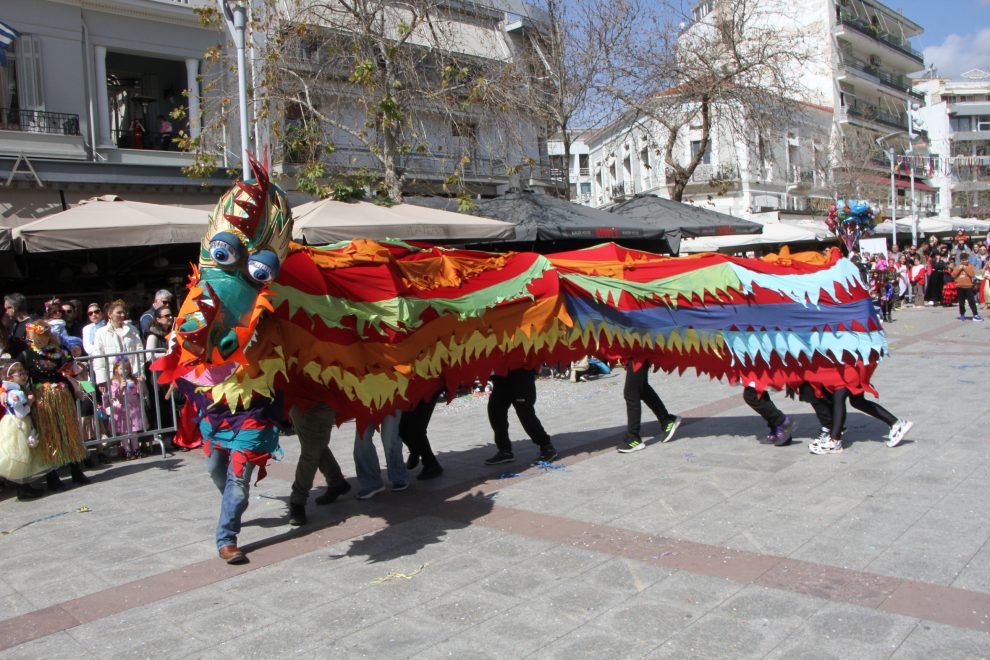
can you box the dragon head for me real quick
[177,154,292,365]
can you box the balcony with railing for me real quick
[789,166,816,186]
[840,98,908,132]
[686,163,739,184]
[0,107,87,160]
[610,180,633,200]
[1,108,80,136]
[836,9,924,64]
[837,54,920,98]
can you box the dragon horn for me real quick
[223,153,270,238]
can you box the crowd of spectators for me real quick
[0,289,179,498]
[853,230,989,322]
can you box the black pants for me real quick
[742,386,785,430]
[830,388,897,441]
[488,369,551,451]
[798,383,834,430]
[624,360,670,438]
[400,393,440,468]
[958,287,978,316]
[289,403,346,505]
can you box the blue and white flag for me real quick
[0,20,20,67]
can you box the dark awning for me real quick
[408,191,680,255]
[609,194,763,238]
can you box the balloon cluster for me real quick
[825,200,883,253]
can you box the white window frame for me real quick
[15,34,44,111]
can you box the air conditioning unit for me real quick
[869,55,882,66]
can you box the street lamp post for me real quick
[876,132,903,247]
[907,102,920,247]
[887,146,897,246]
[218,0,251,181]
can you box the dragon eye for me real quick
[208,232,242,266]
[246,250,281,284]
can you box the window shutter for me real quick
[15,34,44,111]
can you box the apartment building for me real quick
[273,0,557,197]
[551,0,931,221]
[916,75,990,219]
[547,131,592,202]
[0,0,231,226]
[1,0,555,227]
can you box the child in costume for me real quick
[108,358,145,459]
[17,322,90,488]
[0,359,49,499]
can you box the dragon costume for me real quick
[155,157,886,475]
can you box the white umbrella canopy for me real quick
[12,195,211,252]
[680,222,819,253]
[291,199,515,244]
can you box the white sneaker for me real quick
[808,427,829,448]
[886,419,913,448]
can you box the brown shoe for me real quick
[218,545,247,564]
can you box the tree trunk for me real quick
[381,125,403,203]
[562,130,573,200]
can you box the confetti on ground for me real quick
[497,471,527,479]
[1,506,91,536]
[682,452,698,463]
[370,563,430,584]
[533,461,567,472]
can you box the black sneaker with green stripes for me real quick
[617,434,646,453]
[660,415,682,443]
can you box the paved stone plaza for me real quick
[1,306,989,658]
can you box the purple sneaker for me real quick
[773,416,797,446]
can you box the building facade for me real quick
[916,75,990,219]
[0,0,231,226]
[550,0,933,223]
[1,0,555,227]
[547,131,592,202]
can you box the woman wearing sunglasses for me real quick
[82,303,106,356]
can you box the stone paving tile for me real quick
[1,308,989,655]
[890,620,990,659]
[866,526,988,586]
[0,631,96,660]
[651,612,791,658]
[951,542,990,594]
[0,593,35,621]
[762,601,919,659]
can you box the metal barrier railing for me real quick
[71,348,178,459]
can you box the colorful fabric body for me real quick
[154,157,887,436]
[178,380,281,482]
[156,239,887,428]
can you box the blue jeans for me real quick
[353,412,407,492]
[206,448,255,549]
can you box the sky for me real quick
[896,0,990,78]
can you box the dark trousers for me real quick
[830,388,897,441]
[798,383,834,430]
[400,393,440,468]
[624,360,670,438]
[958,287,978,316]
[289,402,346,505]
[742,386,785,430]
[488,369,550,451]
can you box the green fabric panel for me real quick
[269,254,555,333]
